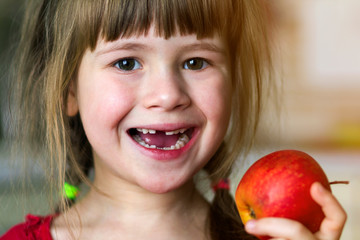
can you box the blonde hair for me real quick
[11,0,272,239]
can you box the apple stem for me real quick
[329,181,349,185]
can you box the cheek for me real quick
[196,78,232,127]
[77,74,136,139]
[190,74,232,161]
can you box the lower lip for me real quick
[130,129,199,161]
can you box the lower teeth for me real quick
[133,134,190,150]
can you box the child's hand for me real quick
[244,182,347,240]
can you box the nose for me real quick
[141,68,191,111]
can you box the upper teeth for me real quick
[133,132,190,150]
[136,128,187,135]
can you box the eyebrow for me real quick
[95,41,225,57]
[95,43,152,56]
[180,42,226,55]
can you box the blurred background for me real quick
[0,0,359,239]
[249,1,360,239]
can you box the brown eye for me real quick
[114,58,141,71]
[184,58,208,70]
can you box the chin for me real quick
[141,184,176,194]
[138,176,189,194]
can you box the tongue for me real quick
[138,131,179,148]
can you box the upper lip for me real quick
[127,123,196,132]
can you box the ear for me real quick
[66,80,79,117]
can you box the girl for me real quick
[2,0,346,239]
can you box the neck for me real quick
[63,177,210,239]
[85,178,205,218]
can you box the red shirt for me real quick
[0,215,54,240]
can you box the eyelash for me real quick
[112,57,210,72]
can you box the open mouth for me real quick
[128,127,194,150]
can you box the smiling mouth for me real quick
[128,128,194,150]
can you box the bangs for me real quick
[80,0,231,50]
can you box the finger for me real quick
[245,218,315,240]
[310,182,347,239]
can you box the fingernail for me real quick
[316,182,324,193]
[245,220,256,232]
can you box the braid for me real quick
[205,143,257,239]
[208,187,258,240]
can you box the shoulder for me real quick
[0,214,55,240]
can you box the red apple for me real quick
[235,150,331,240]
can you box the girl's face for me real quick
[69,26,232,193]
